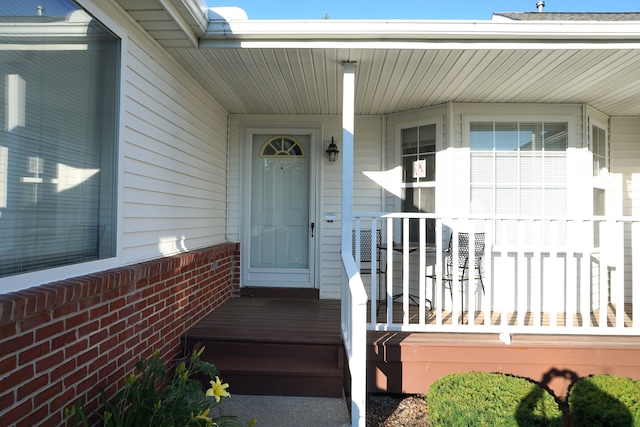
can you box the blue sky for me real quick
[206,1,639,20]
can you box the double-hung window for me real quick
[401,124,436,244]
[469,120,568,244]
[591,123,608,248]
[0,0,119,277]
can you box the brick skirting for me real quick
[0,242,240,426]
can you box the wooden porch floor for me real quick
[186,297,342,345]
[372,303,634,328]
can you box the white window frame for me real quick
[394,118,442,243]
[464,114,576,212]
[0,0,126,293]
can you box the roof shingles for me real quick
[493,12,640,21]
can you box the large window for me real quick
[401,124,436,243]
[470,120,568,243]
[0,1,119,277]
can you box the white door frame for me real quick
[240,123,321,288]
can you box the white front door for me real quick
[243,130,317,288]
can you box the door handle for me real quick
[310,222,315,237]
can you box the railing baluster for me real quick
[599,219,609,329]
[483,219,492,327]
[633,221,640,330]
[386,217,394,325]
[579,219,591,328]
[467,222,476,327]
[531,219,542,327]
[402,217,410,326]
[418,218,426,326]
[435,219,444,326]
[565,219,576,328]
[517,220,526,327]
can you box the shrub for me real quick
[568,375,640,426]
[428,372,562,427]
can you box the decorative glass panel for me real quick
[260,135,305,158]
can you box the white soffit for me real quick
[123,7,640,117]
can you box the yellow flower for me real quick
[192,408,212,422]
[206,376,231,403]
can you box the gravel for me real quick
[367,395,430,427]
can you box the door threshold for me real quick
[240,287,319,299]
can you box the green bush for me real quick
[568,375,640,426]
[427,372,562,427]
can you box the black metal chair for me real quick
[352,229,383,281]
[352,229,385,311]
[427,232,485,310]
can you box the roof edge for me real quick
[201,19,640,44]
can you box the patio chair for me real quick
[427,232,485,310]
[351,229,384,302]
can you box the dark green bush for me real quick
[427,372,562,427]
[568,375,640,426]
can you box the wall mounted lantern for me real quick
[325,137,340,162]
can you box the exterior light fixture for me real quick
[325,137,339,162]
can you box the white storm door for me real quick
[247,133,315,287]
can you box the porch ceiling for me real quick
[113,0,640,117]
[168,46,640,116]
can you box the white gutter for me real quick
[200,19,640,48]
[157,0,209,47]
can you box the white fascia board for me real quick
[159,0,209,45]
[201,19,640,48]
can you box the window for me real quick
[470,120,568,243]
[591,123,608,247]
[0,1,119,277]
[260,135,305,158]
[401,124,436,243]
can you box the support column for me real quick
[341,61,356,256]
[340,61,366,427]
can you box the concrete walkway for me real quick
[217,395,351,427]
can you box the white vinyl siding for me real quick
[100,1,230,262]
[121,36,229,262]
[610,117,640,303]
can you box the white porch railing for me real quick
[342,212,639,426]
[351,212,640,336]
[340,250,368,427]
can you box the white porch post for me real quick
[341,61,356,257]
[341,61,365,427]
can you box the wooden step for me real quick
[207,353,344,397]
[183,298,344,398]
[188,339,345,397]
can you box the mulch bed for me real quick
[367,395,430,427]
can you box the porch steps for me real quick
[183,294,345,398]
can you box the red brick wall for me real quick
[0,242,240,426]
